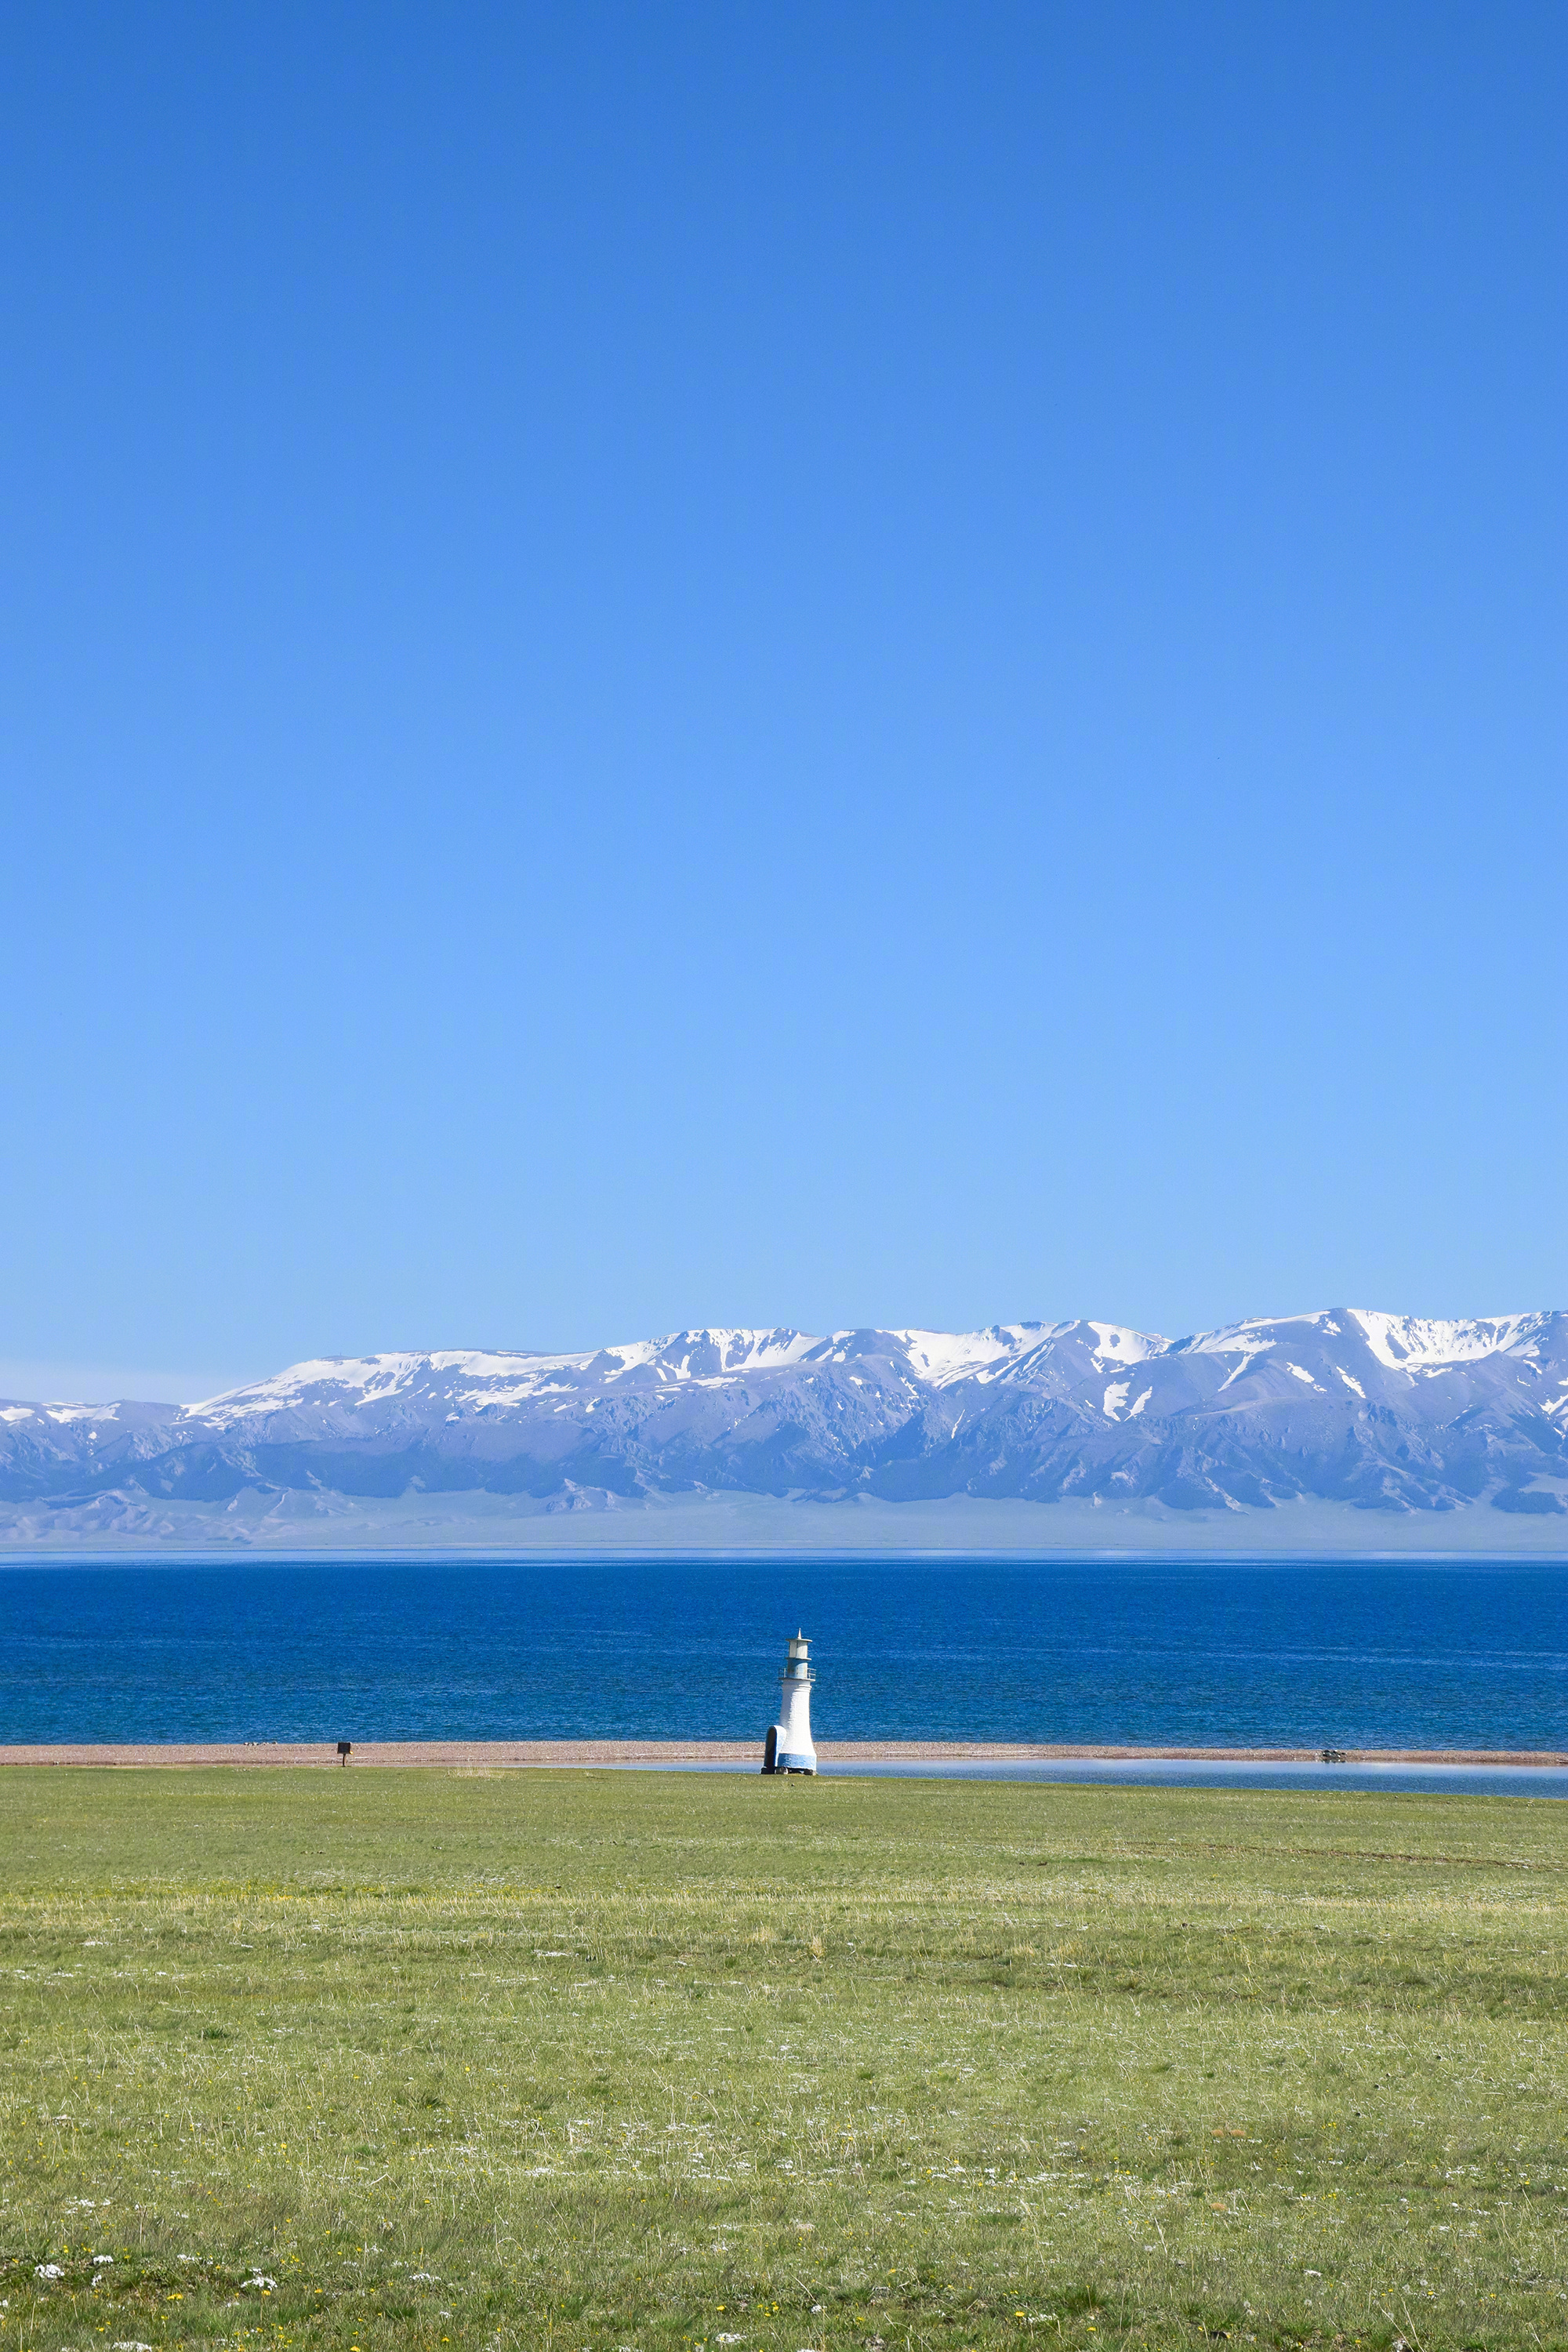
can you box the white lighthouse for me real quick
[760,1630,817,1775]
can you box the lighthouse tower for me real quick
[760,1631,817,1775]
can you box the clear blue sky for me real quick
[2,1,1564,1399]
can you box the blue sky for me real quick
[3,0,1564,1400]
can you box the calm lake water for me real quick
[0,1555,1563,1760]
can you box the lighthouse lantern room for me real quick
[760,1630,817,1774]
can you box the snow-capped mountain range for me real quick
[3,1309,1566,1521]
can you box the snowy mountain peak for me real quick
[6,1308,1563,1528]
[189,1349,546,1420]
[1083,1321,1165,1367]
[146,1310,1568,1426]
[1347,1309,1548,1370]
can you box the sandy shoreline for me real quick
[0,1740,1563,1769]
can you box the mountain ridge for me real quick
[2,1308,1566,1527]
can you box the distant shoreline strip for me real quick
[0,1740,1563,1769]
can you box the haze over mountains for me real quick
[2,1310,1566,1548]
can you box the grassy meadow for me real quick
[0,1768,1564,2352]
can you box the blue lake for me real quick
[0,1554,1563,1757]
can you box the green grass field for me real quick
[2,1769,1564,2352]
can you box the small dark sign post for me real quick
[337,1740,352,1767]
